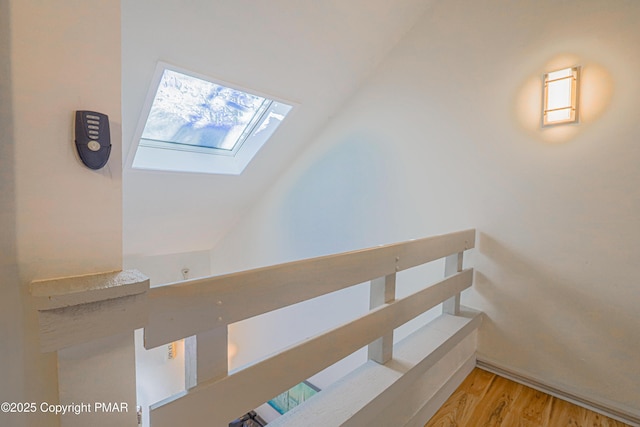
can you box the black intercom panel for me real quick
[75,110,111,170]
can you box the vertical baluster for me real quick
[368,273,396,364]
[185,327,228,389]
[31,270,148,427]
[443,252,463,315]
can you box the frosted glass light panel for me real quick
[132,65,294,175]
[542,67,579,127]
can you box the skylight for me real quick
[130,64,293,175]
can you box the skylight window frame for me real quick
[138,97,273,157]
[126,62,296,175]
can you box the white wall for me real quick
[121,0,432,258]
[124,250,211,286]
[2,1,122,426]
[0,0,24,420]
[211,0,640,416]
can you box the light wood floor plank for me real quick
[502,384,552,427]
[425,368,632,427]
[467,375,522,426]
[548,397,588,427]
[426,368,496,426]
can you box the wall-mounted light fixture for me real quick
[542,66,580,127]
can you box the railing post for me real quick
[185,326,228,389]
[368,273,396,364]
[443,252,463,315]
[30,270,149,427]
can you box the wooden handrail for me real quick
[145,229,475,349]
[149,269,473,426]
[146,229,476,426]
[29,230,477,427]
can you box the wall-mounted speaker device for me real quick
[75,110,111,170]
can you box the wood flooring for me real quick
[424,368,631,427]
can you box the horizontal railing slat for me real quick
[145,229,475,348]
[395,232,474,272]
[149,268,473,427]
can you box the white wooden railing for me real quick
[31,229,480,427]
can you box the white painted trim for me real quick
[125,61,300,176]
[185,327,228,390]
[407,355,476,427]
[30,269,149,310]
[31,270,149,353]
[266,312,481,427]
[442,251,463,315]
[148,272,474,426]
[145,229,475,348]
[344,321,479,426]
[38,293,148,353]
[368,273,396,363]
[476,358,640,427]
[26,232,479,427]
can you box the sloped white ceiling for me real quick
[122,0,433,256]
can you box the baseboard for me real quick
[476,357,640,427]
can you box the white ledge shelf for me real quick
[30,269,149,310]
[30,270,150,353]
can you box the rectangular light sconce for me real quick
[542,66,580,126]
